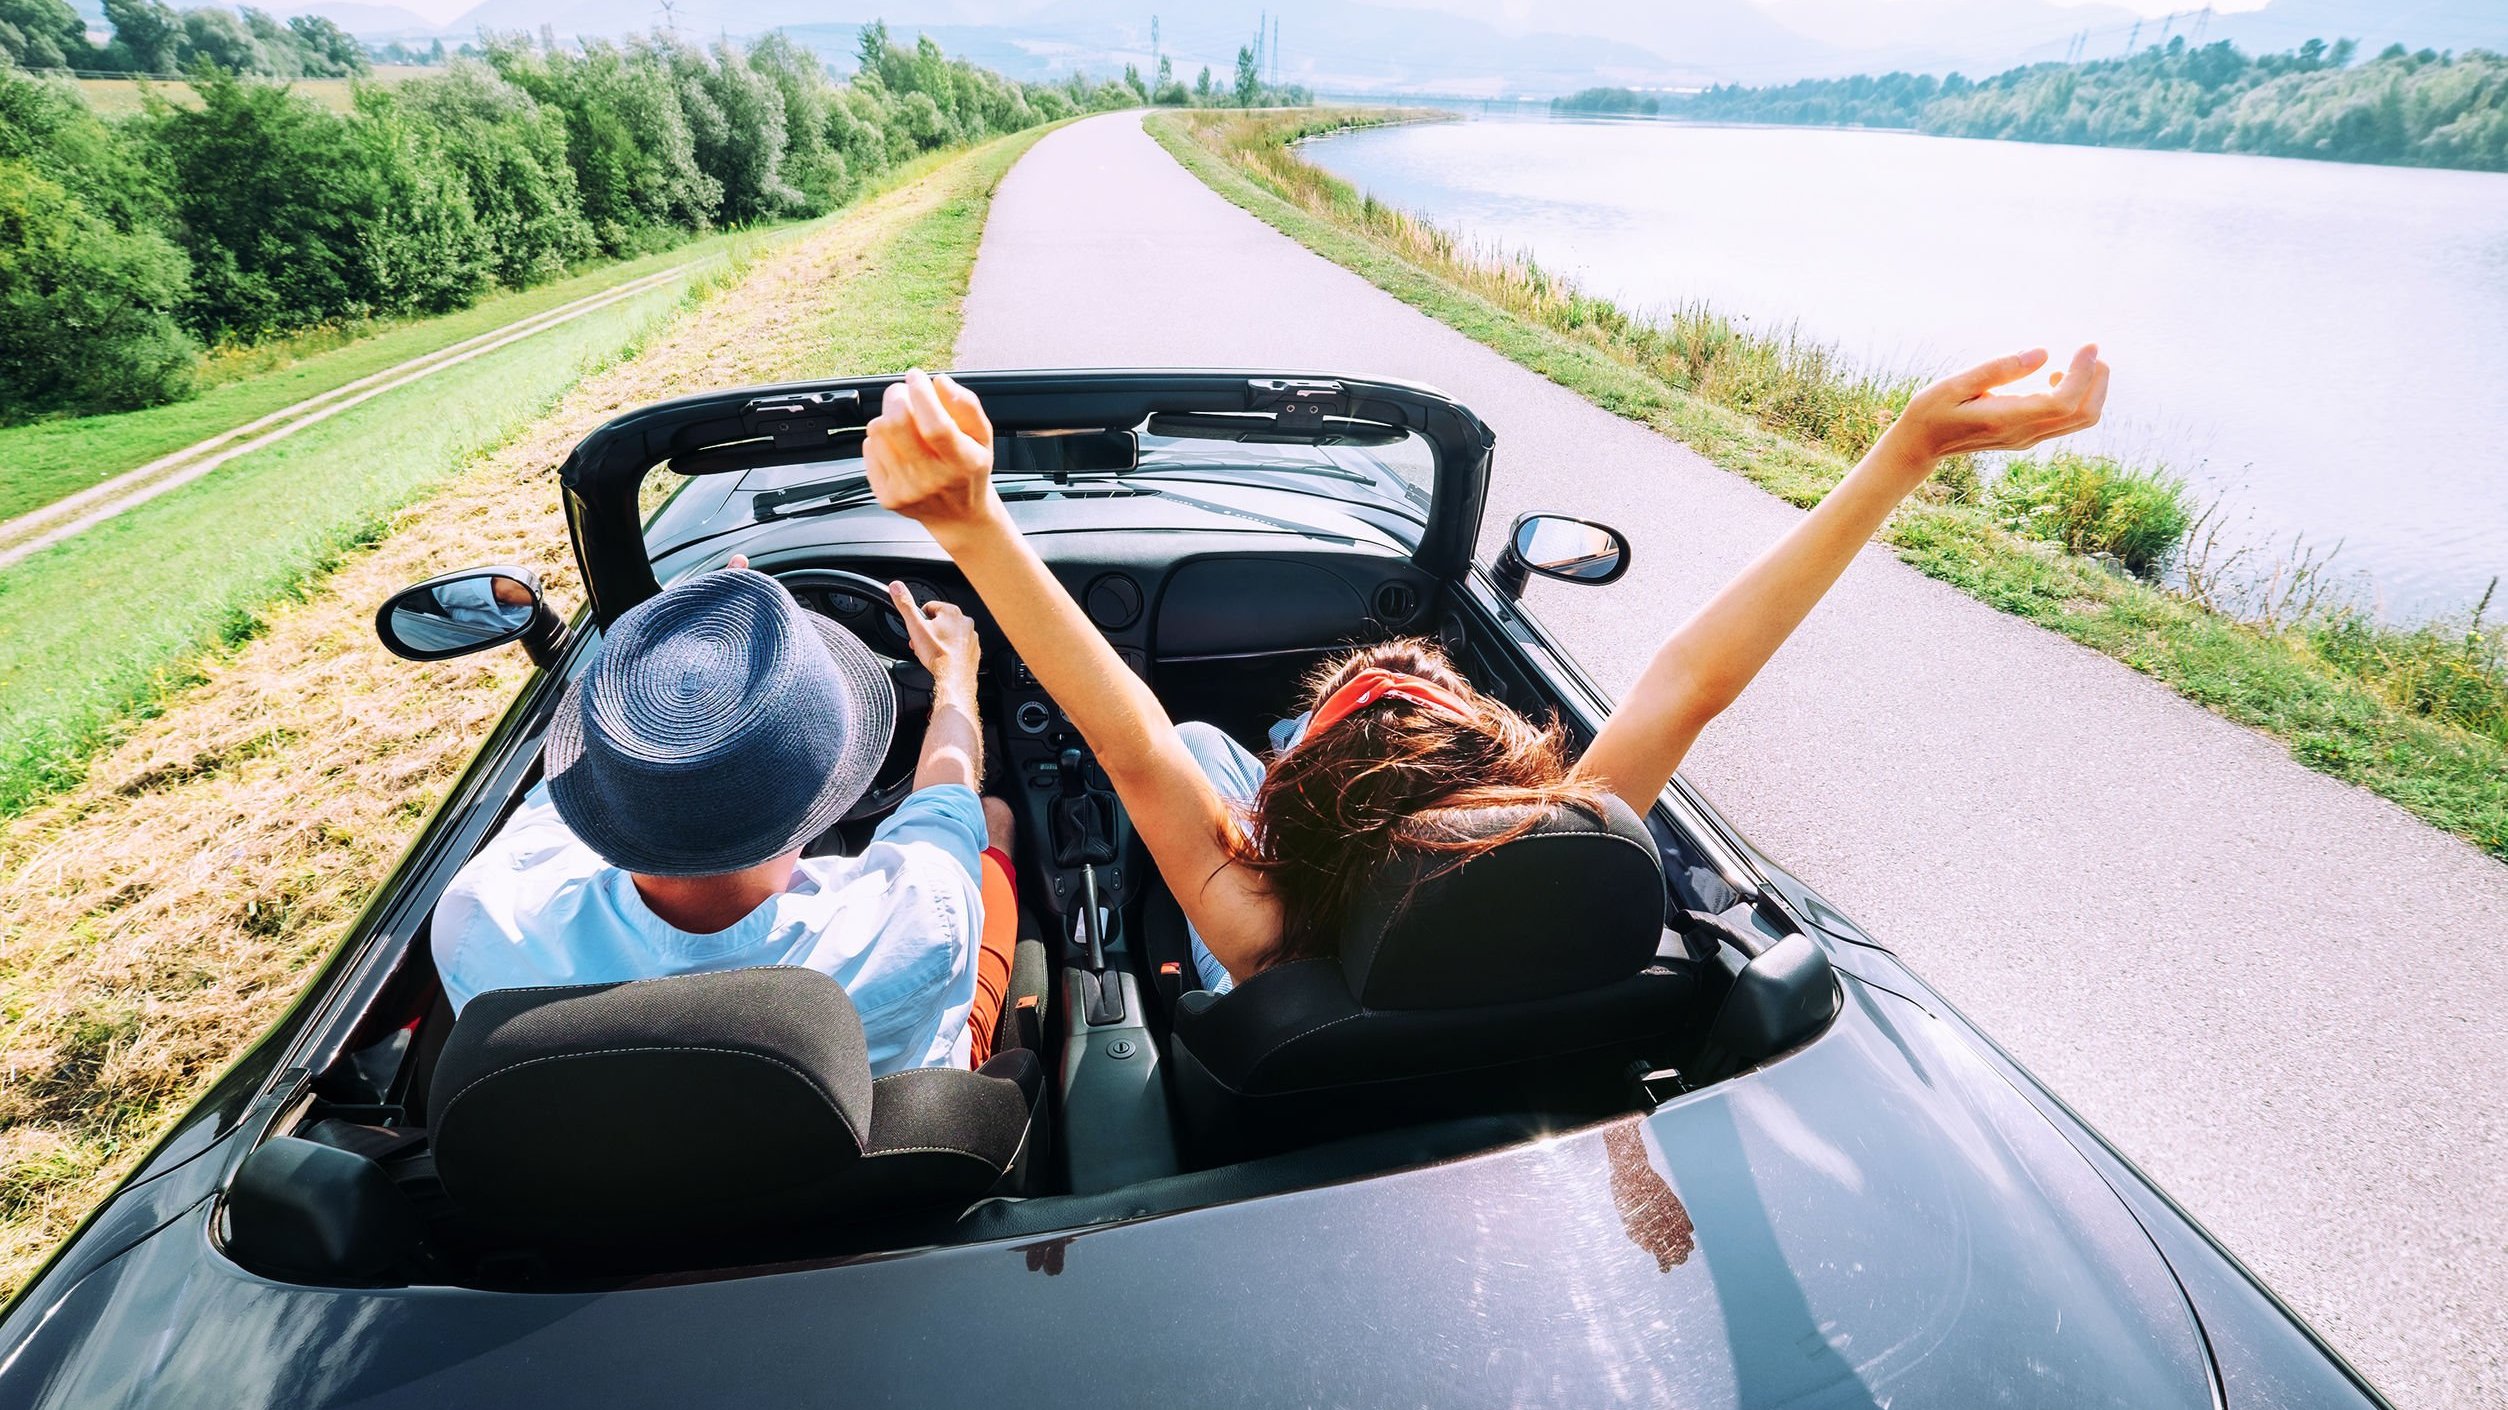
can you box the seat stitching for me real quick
[1242,1010,1367,1073]
[437,1044,863,1149]
[862,1145,1005,1164]
[464,965,826,1000]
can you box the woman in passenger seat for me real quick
[866,350,2107,991]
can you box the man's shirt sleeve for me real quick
[868,782,988,884]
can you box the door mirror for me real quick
[376,567,556,663]
[1495,513,1631,597]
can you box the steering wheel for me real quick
[772,568,935,823]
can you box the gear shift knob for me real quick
[1057,746,1087,798]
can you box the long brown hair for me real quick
[1227,639,1606,971]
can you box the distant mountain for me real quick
[179,0,2508,94]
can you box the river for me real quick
[1306,117,2508,622]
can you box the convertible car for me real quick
[0,372,2390,1407]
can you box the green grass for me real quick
[0,225,792,525]
[1149,109,2508,861]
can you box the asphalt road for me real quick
[955,113,2508,1408]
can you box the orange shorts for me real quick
[967,847,1018,1068]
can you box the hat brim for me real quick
[544,612,899,876]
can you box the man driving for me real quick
[432,563,1022,1075]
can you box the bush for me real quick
[1990,451,2194,576]
[0,158,196,416]
[144,71,381,339]
[394,62,595,288]
[2304,583,2508,745]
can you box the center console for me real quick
[998,647,1180,1193]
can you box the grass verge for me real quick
[1148,108,2507,861]
[0,125,1053,1295]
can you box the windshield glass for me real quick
[1125,424,1435,519]
[652,414,1441,546]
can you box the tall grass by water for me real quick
[1155,108,2507,857]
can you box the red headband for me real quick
[1306,667,1476,736]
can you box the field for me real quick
[1148,108,2508,861]
[0,124,1055,1295]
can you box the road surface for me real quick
[956,112,2508,1409]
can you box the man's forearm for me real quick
[914,678,982,792]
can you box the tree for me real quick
[1194,65,1211,100]
[0,0,91,70]
[396,61,593,285]
[103,0,179,74]
[287,15,368,77]
[144,69,376,336]
[179,8,261,73]
[1233,44,1258,106]
[0,159,197,416]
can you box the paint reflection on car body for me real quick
[7,975,2210,1408]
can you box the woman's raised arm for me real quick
[1580,345,2110,811]
[863,371,1284,978]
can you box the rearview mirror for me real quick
[1495,513,1631,597]
[376,566,562,666]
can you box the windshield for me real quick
[1125,424,1435,518]
[651,414,1441,549]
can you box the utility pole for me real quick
[1270,15,1280,86]
[1150,14,1160,92]
[2123,18,2140,54]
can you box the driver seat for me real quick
[1163,796,1701,1165]
[429,967,1041,1269]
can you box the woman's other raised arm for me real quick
[863,371,1284,979]
[1580,345,2110,811]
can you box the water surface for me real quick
[1309,118,2508,620]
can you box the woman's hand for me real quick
[1882,344,2110,465]
[864,368,999,535]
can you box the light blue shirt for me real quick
[433,782,989,1074]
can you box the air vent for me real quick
[1084,573,1144,630]
[1372,580,1420,626]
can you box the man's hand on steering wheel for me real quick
[885,580,979,701]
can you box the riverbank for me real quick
[0,126,1055,1297]
[1148,108,2506,861]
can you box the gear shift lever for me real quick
[1051,746,1118,867]
[1077,863,1107,972]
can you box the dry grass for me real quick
[0,135,1029,1294]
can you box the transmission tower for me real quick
[656,0,678,35]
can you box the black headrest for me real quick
[1336,795,1666,1009]
[431,967,874,1247]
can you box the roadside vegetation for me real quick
[1561,36,2508,173]
[0,120,1056,1302]
[1149,108,2507,859]
[0,22,1137,425]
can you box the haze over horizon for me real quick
[118,0,2508,94]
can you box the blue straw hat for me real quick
[544,568,896,875]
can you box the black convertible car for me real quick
[0,372,2390,1407]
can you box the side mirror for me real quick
[1494,513,1631,598]
[376,566,564,667]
